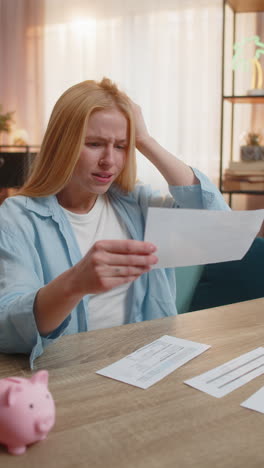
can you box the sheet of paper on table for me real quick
[144,208,264,268]
[184,347,264,398]
[96,335,210,389]
[241,386,264,414]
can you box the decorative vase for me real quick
[240,145,264,161]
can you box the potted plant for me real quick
[0,106,15,144]
[240,130,264,161]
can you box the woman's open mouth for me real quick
[92,173,113,183]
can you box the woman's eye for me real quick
[86,142,100,147]
[116,145,126,150]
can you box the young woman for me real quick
[0,78,229,367]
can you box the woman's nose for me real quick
[99,144,114,166]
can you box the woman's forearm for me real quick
[137,136,199,187]
[34,266,84,336]
[130,101,199,187]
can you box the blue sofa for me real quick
[175,237,264,314]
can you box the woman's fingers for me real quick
[129,99,150,145]
[93,239,156,255]
[95,251,158,267]
[76,239,158,295]
[91,240,158,267]
[99,264,152,277]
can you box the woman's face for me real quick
[58,107,129,212]
[76,108,128,191]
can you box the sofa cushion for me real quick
[189,237,264,311]
[175,265,204,314]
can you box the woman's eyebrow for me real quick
[85,136,128,143]
[85,135,105,140]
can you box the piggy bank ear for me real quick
[30,370,49,386]
[6,385,23,407]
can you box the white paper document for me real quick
[185,347,264,398]
[96,335,210,389]
[241,386,264,414]
[144,208,264,268]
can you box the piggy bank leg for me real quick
[7,445,26,455]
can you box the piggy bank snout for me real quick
[35,414,55,435]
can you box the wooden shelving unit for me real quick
[227,0,264,13]
[220,0,264,206]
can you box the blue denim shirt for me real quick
[0,168,229,368]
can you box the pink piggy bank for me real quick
[0,370,55,455]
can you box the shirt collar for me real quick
[25,195,60,217]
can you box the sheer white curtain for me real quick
[0,0,45,146]
[42,0,223,192]
[2,0,259,193]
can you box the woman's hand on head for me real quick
[129,100,151,148]
[73,239,158,295]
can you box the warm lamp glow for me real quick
[12,129,29,146]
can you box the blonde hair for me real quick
[19,78,136,197]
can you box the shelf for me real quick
[224,95,264,103]
[0,145,40,154]
[226,0,264,12]
[0,145,40,148]
[222,189,264,195]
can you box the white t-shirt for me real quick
[62,195,130,330]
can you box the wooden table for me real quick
[0,298,263,467]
